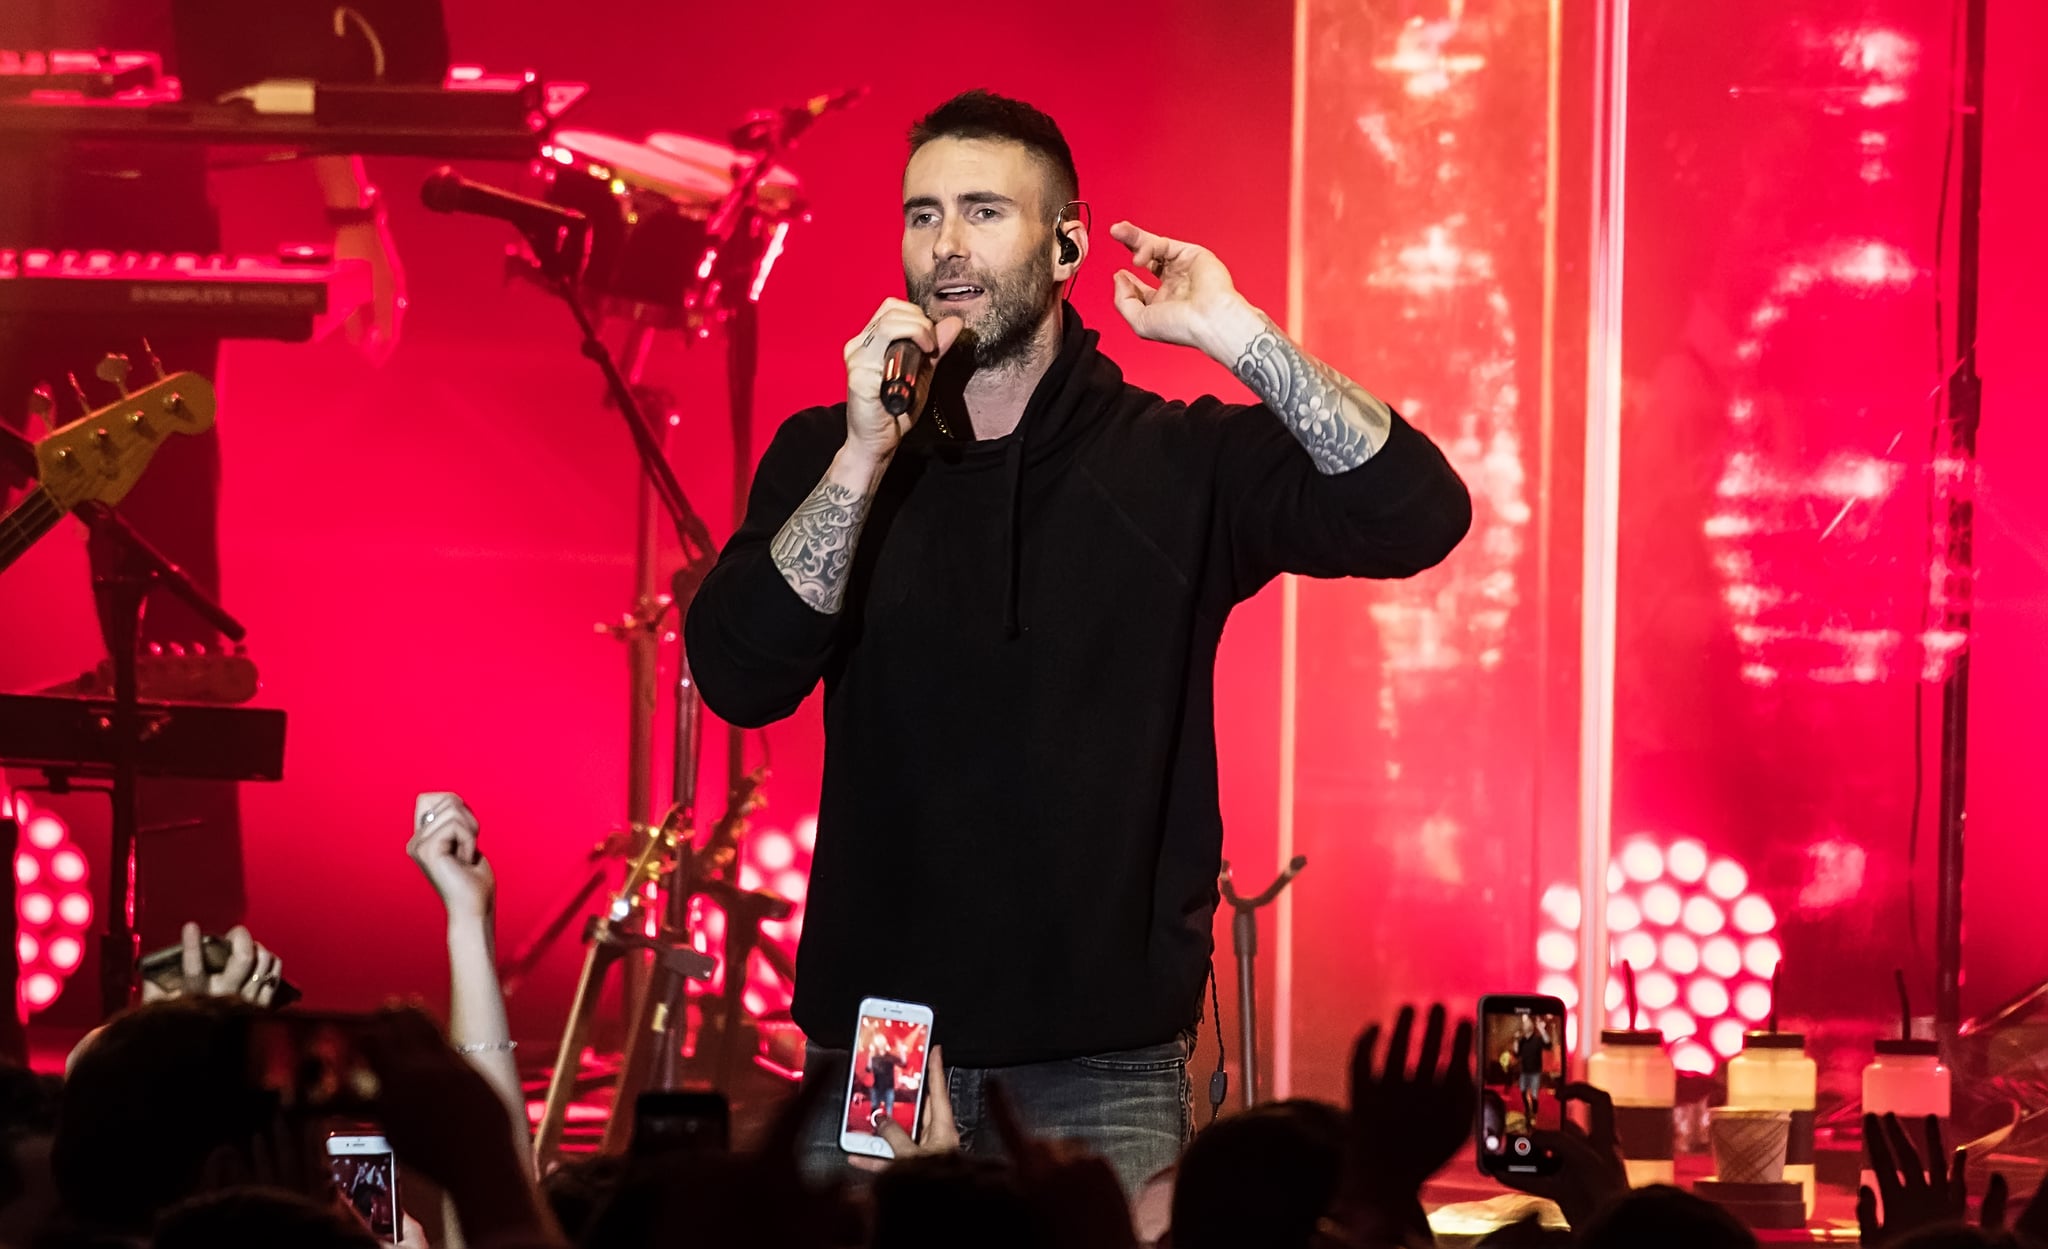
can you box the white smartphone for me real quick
[326,1132,402,1242]
[838,996,935,1160]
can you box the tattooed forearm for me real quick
[1233,318,1395,474]
[770,477,874,614]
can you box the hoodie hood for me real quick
[906,305,1124,636]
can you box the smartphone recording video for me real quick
[326,1133,401,1242]
[1477,993,1567,1178]
[838,997,933,1159]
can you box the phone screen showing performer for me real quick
[839,997,934,1159]
[1477,993,1567,1177]
[326,1133,401,1242]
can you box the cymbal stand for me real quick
[516,220,724,1166]
[1218,855,1307,1108]
[532,807,716,1166]
[595,611,709,1153]
[600,110,825,1110]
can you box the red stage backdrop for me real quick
[1282,0,2048,1105]
[2,0,2042,1104]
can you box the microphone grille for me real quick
[419,167,465,213]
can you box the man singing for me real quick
[1514,1014,1553,1120]
[684,90,1470,1189]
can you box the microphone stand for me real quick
[524,220,715,559]
[1218,855,1307,1107]
[518,219,736,1164]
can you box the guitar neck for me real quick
[0,486,65,575]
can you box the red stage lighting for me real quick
[10,796,94,1018]
[1540,835,1779,1073]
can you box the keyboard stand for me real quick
[81,504,244,1016]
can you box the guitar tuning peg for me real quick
[140,338,167,380]
[66,372,92,414]
[26,384,56,431]
[95,353,133,396]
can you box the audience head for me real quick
[1169,1099,1346,1249]
[151,1188,380,1249]
[52,998,273,1235]
[1577,1185,1757,1249]
[0,1064,60,1137]
[543,1153,636,1245]
[871,1151,1047,1249]
[1891,1229,2009,1249]
[0,1062,61,1230]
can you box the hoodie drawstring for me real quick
[1001,427,1027,638]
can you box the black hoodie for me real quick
[685,309,1471,1067]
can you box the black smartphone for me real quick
[629,1091,730,1158]
[137,935,302,1007]
[1476,993,1568,1178]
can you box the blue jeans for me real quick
[800,1033,1194,1198]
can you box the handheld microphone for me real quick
[880,339,922,417]
[420,167,586,238]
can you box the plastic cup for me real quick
[1709,1107,1792,1184]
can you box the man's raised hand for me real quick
[1108,220,1247,355]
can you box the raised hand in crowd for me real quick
[1324,1003,1475,1249]
[1859,1111,2048,1248]
[1495,1081,1631,1230]
[141,922,286,1006]
[1982,1157,2048,1248]
[408,791,526,1151]
[410,793,494,923]
[1859,1113,1972,1245]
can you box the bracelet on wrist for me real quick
[454,1039,517,1055]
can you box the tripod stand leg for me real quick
[710,929,761,1094]
[600,951,691,1153]
[534,934,625,1169]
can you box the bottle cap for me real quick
[1874,1038,1940,1057]
[1599,1029,1666,1047]
[1742,1031,1807,1050]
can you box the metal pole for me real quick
[1934,0,1987,1034]
[1577,0,1628,1058]
[1234,910,1259,1109]
[623,323,665,836]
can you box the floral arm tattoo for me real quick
[770,477,874,614]
[1233,314,1395,474]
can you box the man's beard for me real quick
[906,247,1057,372]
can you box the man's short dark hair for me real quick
[908,89,1078,214]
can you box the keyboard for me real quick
[0,51,586,160]
[0,248,369,341]
[0,691,285,783]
